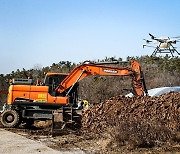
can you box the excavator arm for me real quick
[55,60,147,96]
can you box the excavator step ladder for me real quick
[51,107,82,135]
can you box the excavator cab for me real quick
[44,73,79,106]
[44,73,68,96]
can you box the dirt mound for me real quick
[82,92,180,147]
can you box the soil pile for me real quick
[82,92,180,147]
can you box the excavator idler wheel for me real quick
[0,109,20,128]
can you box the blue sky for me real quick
[0,0,180,74]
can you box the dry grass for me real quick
[109,120,176,149]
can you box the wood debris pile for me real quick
[82,92,180,143]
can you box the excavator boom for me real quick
[55,60,147,96]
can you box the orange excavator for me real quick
[0,60,147,130]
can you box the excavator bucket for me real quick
[131,60,148,96]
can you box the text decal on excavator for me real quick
[36,94,47,102]
[102,69,118,74]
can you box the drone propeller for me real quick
[175,39,180,41]
[143,45,156,48]
[143,39,153,44]
[167,39,180,44]
[148,33,165,43]
[149,33,155,39]
[171,36,180,39]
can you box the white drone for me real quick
[143,33,180,57]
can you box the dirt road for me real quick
[0,128,85,154]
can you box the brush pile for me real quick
[82,92,180,147]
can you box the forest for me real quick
[0,55,180,105]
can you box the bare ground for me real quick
[0,122,179,154]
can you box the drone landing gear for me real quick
[151,46,180,57]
